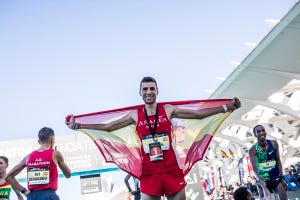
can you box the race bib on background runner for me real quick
[259,160,276,171]
[27,168,50,185]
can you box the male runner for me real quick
[67,76,241,200]
[249,124,287,200]
[6,127,71,200]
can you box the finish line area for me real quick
[13,165,300,200]
[4,133,300,200]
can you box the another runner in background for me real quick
[6,127,71,200]
[249,124,287,200]
[0,156,23,200]
[124,173,141,200]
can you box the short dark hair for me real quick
[233,186,251,200]
[139,76,157,90]
[38,127,54,142]
[0,156,8,165]
[253,124,263,136]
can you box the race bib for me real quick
[28,168,50,185]
[149,142,163,162]
[142,132,169,153]
[259,160,276,171]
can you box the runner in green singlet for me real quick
[249,125,287,200]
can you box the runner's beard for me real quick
[144,95,156,105]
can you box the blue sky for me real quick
[0,0,297,141]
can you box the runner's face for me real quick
[0,158,8,172]
[140,82,158,105]
[255,125,266,141]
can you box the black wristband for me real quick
[72,123,81,130]
[21,188,27,194]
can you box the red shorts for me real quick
[140,170,186,196]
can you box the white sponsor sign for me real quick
[0,134,116,179]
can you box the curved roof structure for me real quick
[206,1,300,170]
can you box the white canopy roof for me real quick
[205,1,300,169]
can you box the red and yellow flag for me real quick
[69,99,232,178]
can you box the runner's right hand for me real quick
[65,114,75,129]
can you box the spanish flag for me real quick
[68,99,233,178]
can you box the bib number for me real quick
[259,160,276,171]
[27,168,50,185]
[149,142,163,162]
